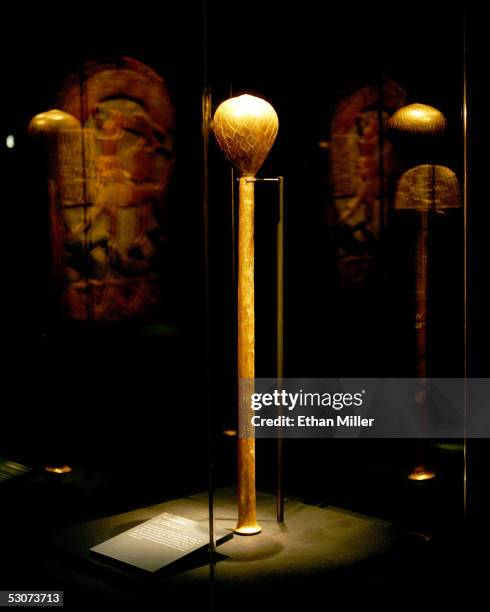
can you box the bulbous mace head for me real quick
[389,103,447,136]
[28,109,81,136]
[394,164,461,211]
[212,94,279,176]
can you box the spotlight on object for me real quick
[45,465,73,475]
[389,103,447,135]
[212,94,278,535]
[408,466,436,481]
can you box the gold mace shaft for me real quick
[389,103,451,483]
[235,176,261,535]
[211,93,279,534]
[415,211,428,381]
[409,210,435,481]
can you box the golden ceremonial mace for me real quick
[28,109,82,476]
[390,104,460,480]
[212,94,279,534]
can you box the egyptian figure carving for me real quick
[329,79,406,286]
[48,58,176,321]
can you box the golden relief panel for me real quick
[33,57,176,321]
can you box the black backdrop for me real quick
[0,0,487,581]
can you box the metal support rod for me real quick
[463,12,468,519]
[244,178,280,183]
[276,176,285,523]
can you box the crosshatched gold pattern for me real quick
[389,103,447,135]
[395,165,461,211]
[212,94,279,177]
[212,94,278,536]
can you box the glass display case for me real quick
[1,3,485,609]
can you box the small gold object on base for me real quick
[408,466,436,481]
[234,524,262,536]
[391,106,459,485]
[222,429,237,437]
[45,465,73,474]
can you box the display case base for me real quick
[45,487,413,605]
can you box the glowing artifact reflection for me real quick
[390,103,461,482]
[29,58,176,322]
[389,103,447,135]
[213,94,279,535]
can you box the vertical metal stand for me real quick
[201,80,215,591]
[276,177,285,523]
[462,13,468,522]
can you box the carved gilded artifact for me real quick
[213,94,279,535]
[30,58,175,322]
[390,105,461,481]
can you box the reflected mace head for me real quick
[212,94,279,176]
[28,109,81,136]
[389,103,447,136]
[394,164,461,211]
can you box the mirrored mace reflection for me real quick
[390,102,462,481]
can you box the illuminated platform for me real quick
[46,487,410,607]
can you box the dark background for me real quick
[0,1,486,606]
